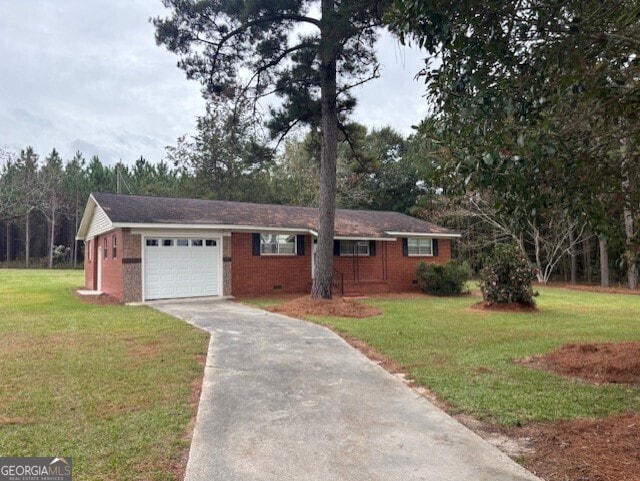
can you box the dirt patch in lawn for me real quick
[74,289,121,305]
[520,342,640,385]
[269,295,383,319]
[470,301,538,313]
[515,412,640,481]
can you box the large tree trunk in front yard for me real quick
[311,0,338,299]
[599,236,610,288]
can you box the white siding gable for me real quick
[86,204,113,239]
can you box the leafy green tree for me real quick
[154,0,389,298]
[14,147,41,267]
[166,102,276,202]
[388,0,639,287]
[271,134,320,207]
[86,155,115,193]
[40,149,65,268]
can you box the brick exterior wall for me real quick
[84,229,142,302]
[121,229,142,303]
[334,239,451,295]
[230,234,452,297]
[97,230,123,300]
[385,238,451,292]
[231,233,312,297]
[223,235,232,296]
[85,228,453,301]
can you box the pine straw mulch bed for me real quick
[268,295,383,318]
[268,295,640,481]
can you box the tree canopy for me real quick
[153,0,390,297]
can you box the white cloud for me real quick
[0,1,430,166]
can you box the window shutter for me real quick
[252,233,261,256]
[433,239,439,257]
[297,235,305,256]
[369,240,376,256]
[333,240,340,256]
[402,238,408,257]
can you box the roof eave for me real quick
[384,231,462,239]
[75,194,98,241]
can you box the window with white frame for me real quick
[339,240,370,256]
[408,238,433,256]
[260,234,296,255]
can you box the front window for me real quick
[339,240,370,256]
[112,235,117,259]
[103,238,108,260]
[408,238,433,256]
[260,234,296,255]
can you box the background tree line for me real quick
[0,104,427,268]
[1,0,636,288]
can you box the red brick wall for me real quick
[230,235,452,297]
[334,239,451,293]
[99,229,124,300]
[385,238,452,291]
[333,243,386,282]
[231,233,312,296]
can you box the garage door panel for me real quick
[144,237,219,300]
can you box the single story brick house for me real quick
[76,193,460,302]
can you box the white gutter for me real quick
[384,231,462,239]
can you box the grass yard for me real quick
[0,270,209,480]
[253,288,640,426]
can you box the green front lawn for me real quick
[0,270,209,480]
[302,288,640,426]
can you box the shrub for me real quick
[479,245,537,305]
[416,260,470,296]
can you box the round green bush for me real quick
[479,244,537,305]
[415,260,470,296]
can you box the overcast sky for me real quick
[0,0,429,166]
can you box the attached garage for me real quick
[143,237,221,300]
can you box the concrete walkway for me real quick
[150,299,540,481]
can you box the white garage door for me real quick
[144,237,220,300]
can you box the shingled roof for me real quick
[77,192,459,240]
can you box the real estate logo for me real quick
[0,457,72,481]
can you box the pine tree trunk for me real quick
[621,139,637,288]
[5,222,10,263]
[583,234,592,284]
[48,210,55,269]
[73,200,79,268]
[25,210,30,268]
[311,0,338,299]
[623,206,638,289]
[569,224,577,285]
[599,236,610,288]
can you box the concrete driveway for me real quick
[150,299,539,481]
